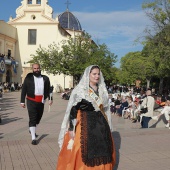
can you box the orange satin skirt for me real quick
[56,111,116,170]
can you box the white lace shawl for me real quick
[58,65,113,149]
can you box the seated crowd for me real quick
[109,92,144,123]
[109,86,170,128]
[0,53,15,60]
[0,53,5,58]
[0,82,22,93]
[60,88,73,100]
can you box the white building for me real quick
[0,0,83,92]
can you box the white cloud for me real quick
[54,10,152,66]
[73,10,150,40]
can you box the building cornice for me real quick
[9,22,58,25]
[0,34,17,43]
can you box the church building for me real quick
[0,0,83,91]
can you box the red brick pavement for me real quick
[0,92,170,170]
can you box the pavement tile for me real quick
[157,150,170,157]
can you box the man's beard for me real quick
[33,71,41,77]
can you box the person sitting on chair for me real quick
[140,90,155,128]
[157,96,170,129]
[117,97,128,117]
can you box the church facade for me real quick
[0,0,83,91]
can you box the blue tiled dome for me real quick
[58,11,82,31]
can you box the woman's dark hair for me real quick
[90,65,100,73]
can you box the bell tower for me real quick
[14,0,53,20]
[27,0,41,5]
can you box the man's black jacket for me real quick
[20,73,51,103]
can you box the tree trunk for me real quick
[164,77,170,95]
[146,79,150,89]
[159,78,163,95]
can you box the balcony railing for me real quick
[4,58,19,66]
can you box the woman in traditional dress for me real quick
[56,65,116,170]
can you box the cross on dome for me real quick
[65,0,71,11]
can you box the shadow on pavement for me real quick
[0,112,23,125]
[37,134,49,144]
[0,96,22,125]
[0,133,3,139]
[112,131,121,170]
[1,97,18,111]
[150,114,167,128]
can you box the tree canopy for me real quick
[28,32,117,83]
[116,0,170,92]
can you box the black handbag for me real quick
[140,97,148,114]
[140,107,148,113]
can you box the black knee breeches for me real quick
[27,99,44,127]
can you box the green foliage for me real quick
[140,0,170,93]
[140,1,169,79]
[142,0,170,31]
[118,51,155,85]
[119,52,141,84]
[28,43,63,75]
[142,29,170,78]
[28,32,117,82]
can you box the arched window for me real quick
[36,0,41,4]
[28,0,32,4]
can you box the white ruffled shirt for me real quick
[33,76,44,103]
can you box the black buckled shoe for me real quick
[31,140,37,145]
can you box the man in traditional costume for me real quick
[20,63,53,145]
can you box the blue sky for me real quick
[0,0,151,67]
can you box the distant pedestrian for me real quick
[20,63,53,145]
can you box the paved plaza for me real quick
[0,91,170,170]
